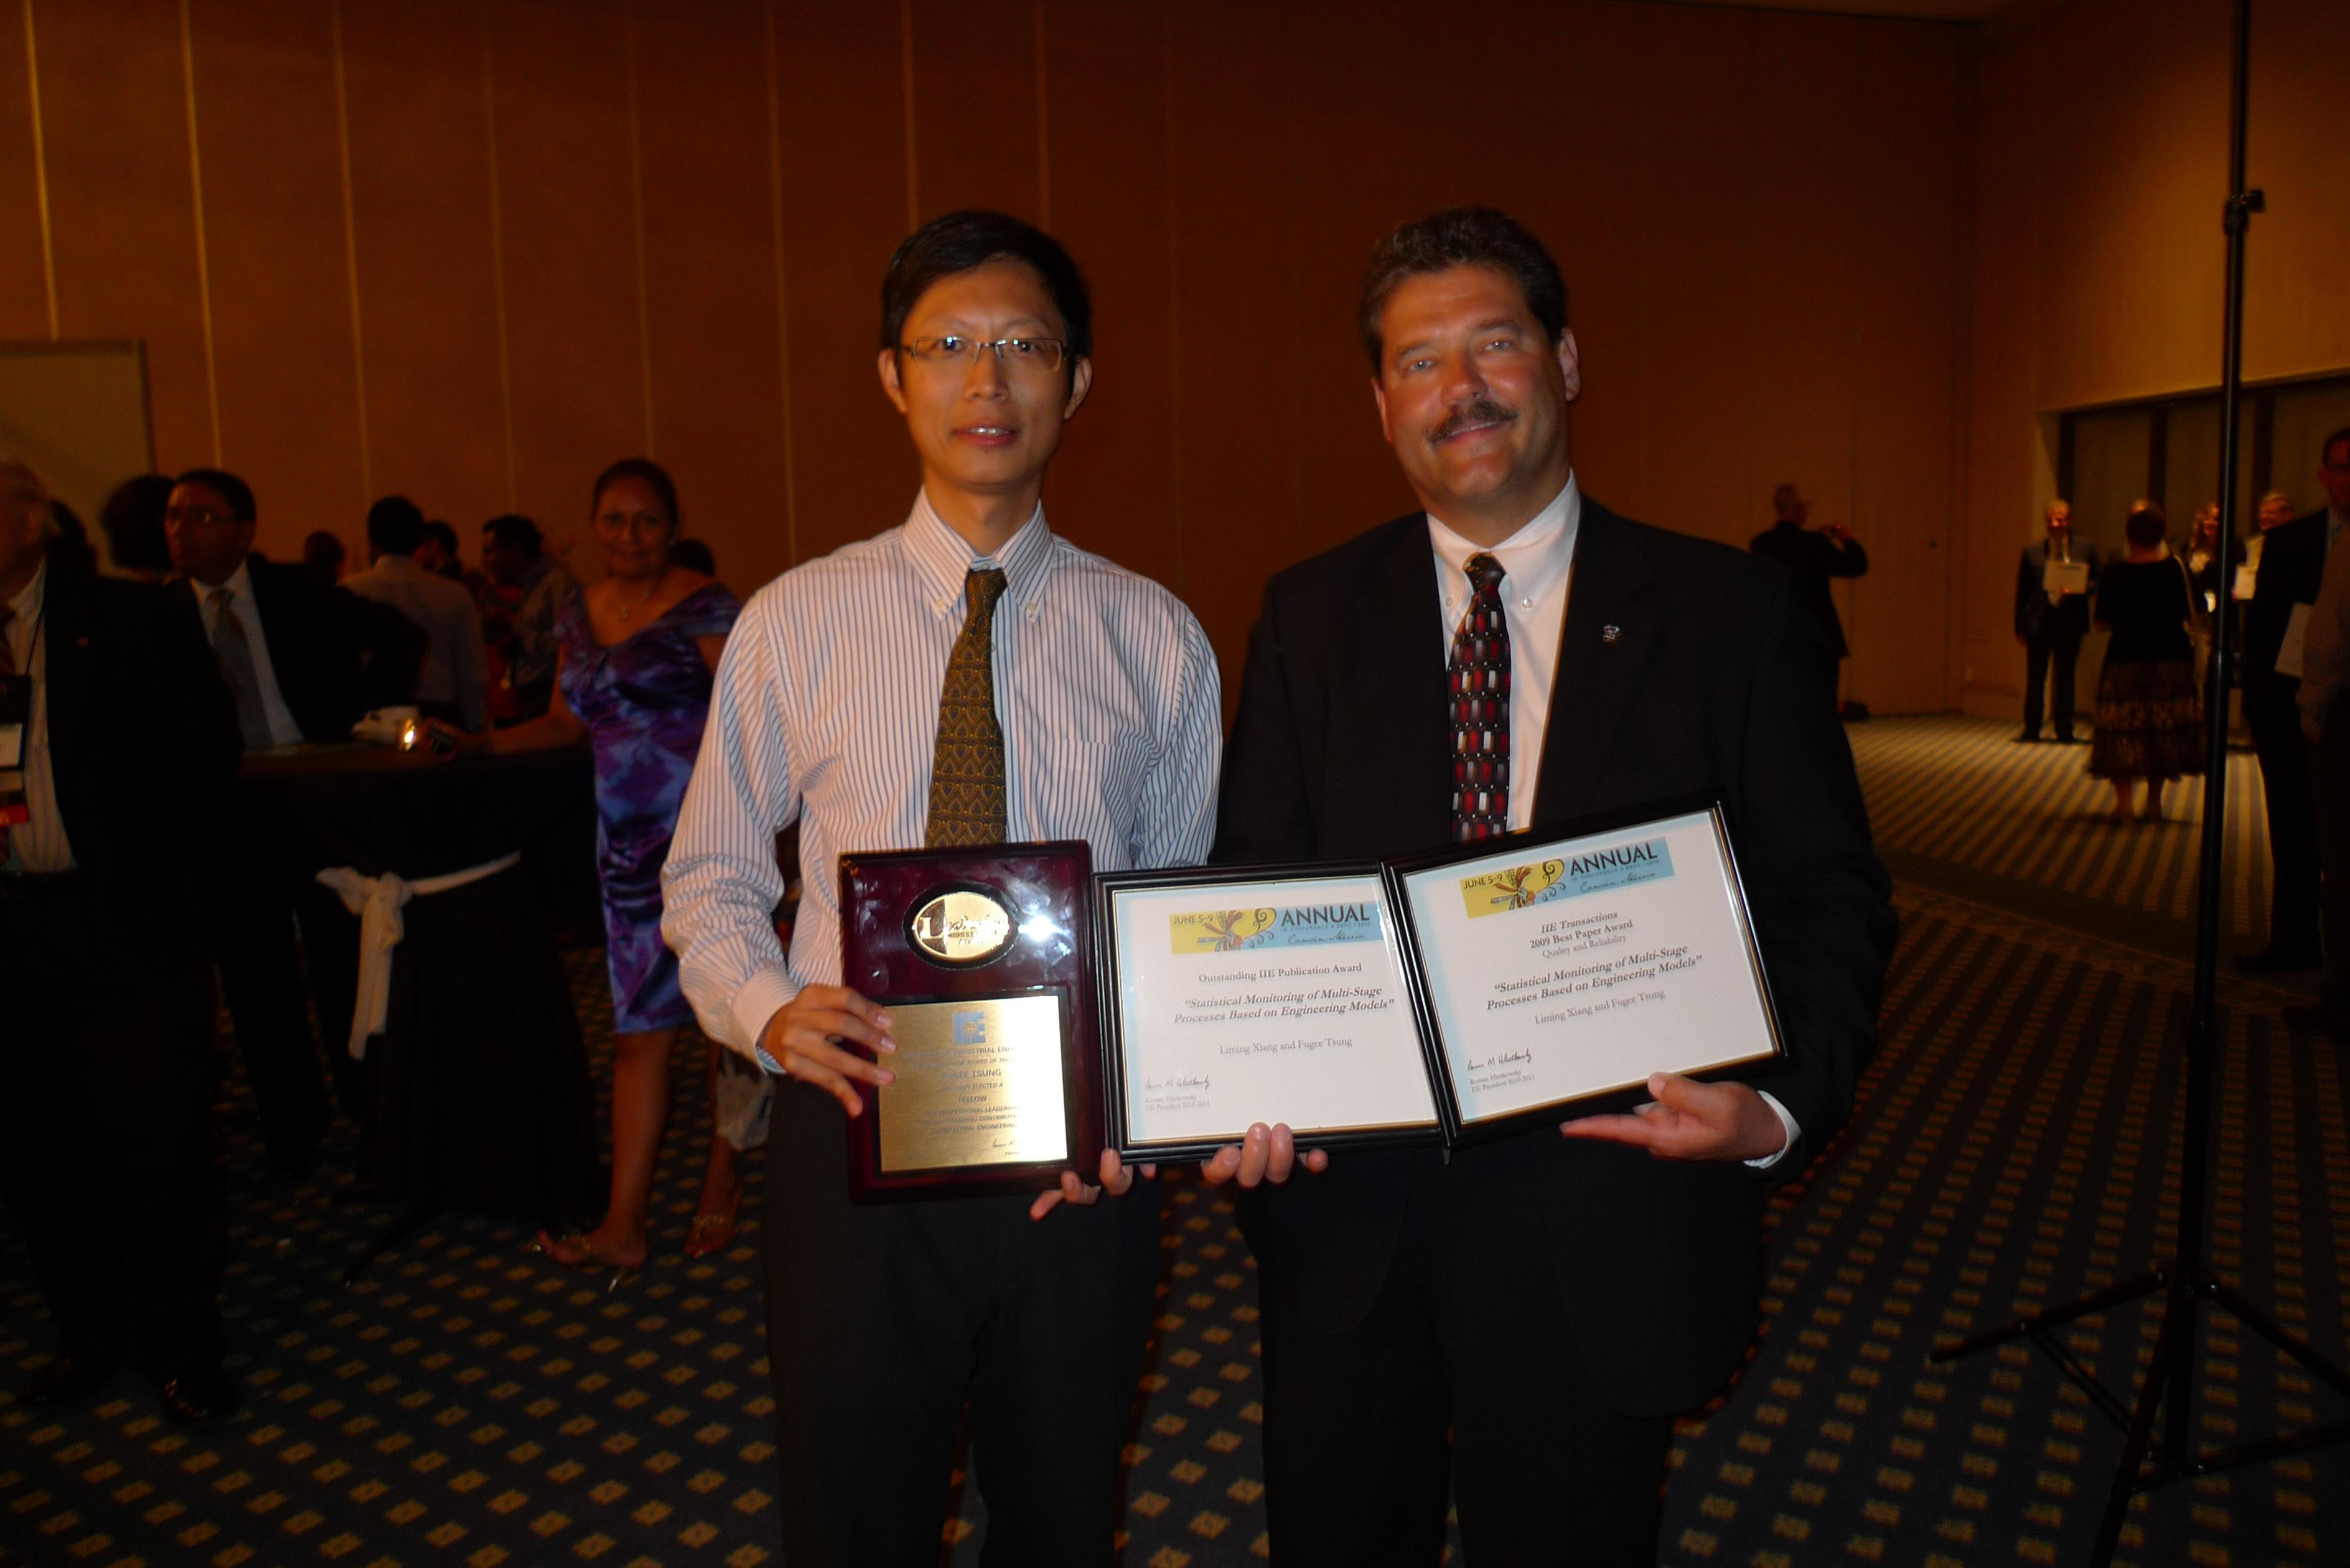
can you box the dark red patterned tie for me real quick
[1449,553,1510,841]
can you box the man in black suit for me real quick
[2237,450,2336,975]
[1749,482,1867,699]
[0,459,241,1422]
[1207,210,1895,1565]
[2015,499,2100,743]
[165,469,422,1175]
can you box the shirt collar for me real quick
[903,488,1057,619]
[1426,471,1581,601]
[6,557,46,625]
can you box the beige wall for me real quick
[0,0,1975,714]
[1958,0,2350,712]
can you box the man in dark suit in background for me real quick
[2015,498,2100,744]
[1749,481,1867,699]
[166,468,422,1176]
[0,458,241,1422]
[1209,209,1896,1566]
[2236,437,2342,975]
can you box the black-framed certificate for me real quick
[1382,798,1787,1146]
[1093,863,1443,1162]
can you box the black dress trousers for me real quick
[1248,1134,1679,1568]
[2023,628,2084,740]
[0,878,225,1380]
[762,1079,1163,1568]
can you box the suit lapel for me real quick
[1360,517,1453,849]
[1532,500,1662,824]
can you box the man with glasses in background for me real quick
[663,210,1221,1567]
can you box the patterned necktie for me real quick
[925,566,1010,847]
[210,587,275,753]
[1449,553,1511,842]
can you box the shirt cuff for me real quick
[1745,1090,1802,1170]
[729,964,802,1070]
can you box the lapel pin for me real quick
[1601,624,1622,643]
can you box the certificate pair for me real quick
[839,797,1785,1196]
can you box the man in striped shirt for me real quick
[662,212,1221,1567]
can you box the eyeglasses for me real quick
[901,335,1069,375]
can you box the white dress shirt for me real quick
[1428,473,1799,1165]
[2,560,73,873]
[662,492,1224,1066]
[192,559,306,750]
[343,553,489,730]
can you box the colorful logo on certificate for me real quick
[1169,903,1382,953]
[1459,837,1675,919]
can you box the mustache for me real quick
[1429,398,1518,442]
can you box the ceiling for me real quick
[1659,0,2016,20]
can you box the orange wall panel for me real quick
[0,9,52,338]
[186,0,367,553]
[33,0,212,471]
[486,0,641,559]
[634,0,792,593]
[909,0,1041,226]
[337,0,508,533]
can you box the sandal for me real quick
[682,1212,738,1258]
[532,1229,642,1292]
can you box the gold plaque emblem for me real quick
[909,887,1015,966]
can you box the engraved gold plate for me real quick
[908,887,1016,966]
[876,994,1069,1173]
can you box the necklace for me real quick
[616,575,661,622]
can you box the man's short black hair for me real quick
[367,494,426,556]
[2323,426,2350,468]
[484,513,543,557]
[174,467,258,523]
[420,519,459,557]
[1359,207,1568,373]
[100,473,176,572]
[879,210,1092,370]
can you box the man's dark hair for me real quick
[2125,500,2168,549]
[174,466,258,523]
[302,530,345,571]
[421,519,459,557]
[98,473,176,572]
[592,458,680,526]
[367,493,426,555]
[2323,427,2350,468]
[1359,207,1568,373]
[879,210,1093,373]
[484,513,544,557]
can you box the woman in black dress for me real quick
[2089,500,2204,822]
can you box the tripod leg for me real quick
[2204,1279,2350,1403]
[1930,1270,2166,1363]
[2090,1289,2185,1568]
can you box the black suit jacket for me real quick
[1748,521,1866,661]
[2245,513,2326,688]
[2015,539,2102,642]
[176,556,424,742]
[1215,500,1896,1416]
[40,566,240,920]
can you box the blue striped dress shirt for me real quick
[662,492,1224,1065]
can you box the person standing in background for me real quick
[2016,500,2101,744]
[2278,430,2350,1030]
[441,460,740,1274]
[96,474,176,582]
[301,530,348,582]
[1,458,242,1425]
[1748,482,1866,701]
[345,496,490,731]
[479,514,579,725]
[2237,435,2346,973]
[2087,502,2204,824]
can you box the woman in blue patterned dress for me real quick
[451,459,741,1273]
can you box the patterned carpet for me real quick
[3,717,2344,1566]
